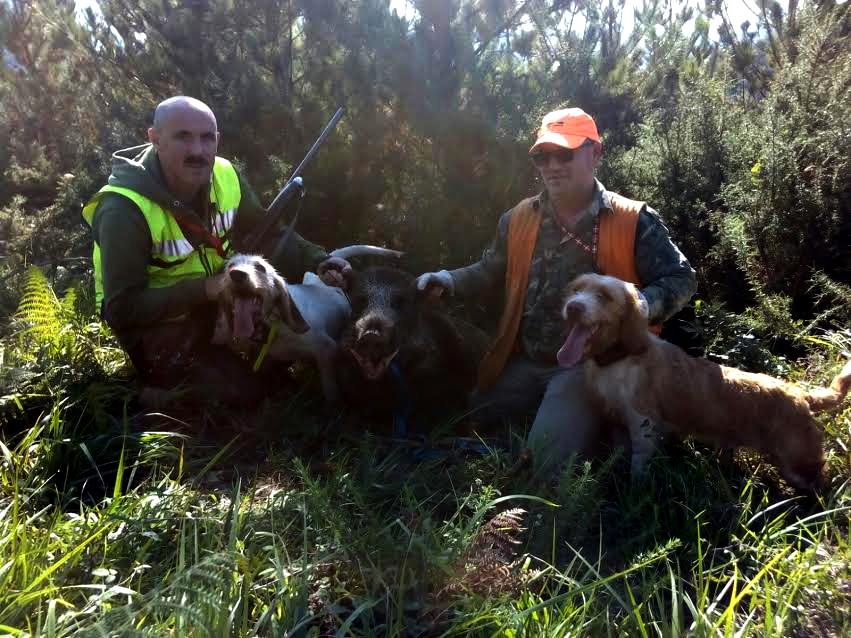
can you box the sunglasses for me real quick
[530,140,595,167]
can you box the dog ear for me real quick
[211,300,232,345]
[618,283,650,355]
[274,278,310,334]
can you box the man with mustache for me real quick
[82,96,350,406]
[416,107,697,473]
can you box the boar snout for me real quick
[350,313,398,380]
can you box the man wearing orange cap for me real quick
[416,107,697,473]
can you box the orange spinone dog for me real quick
[558,273,851,490]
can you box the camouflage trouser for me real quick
[470,356,603,474]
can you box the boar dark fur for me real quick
[336,266,487,424]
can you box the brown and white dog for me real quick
[211,246,402,402]
[212,253,307,349]
[558,273,851,490]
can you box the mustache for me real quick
[184,156,210,166]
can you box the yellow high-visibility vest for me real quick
[82,156,241,307]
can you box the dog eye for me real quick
[596,290,612,302]
[254,262,267,274]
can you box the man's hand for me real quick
[205,271,229,301]
[317,256,352,289]
[415,269,454,298]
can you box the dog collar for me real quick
[593,343,632,366]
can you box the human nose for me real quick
[188,136,203,155]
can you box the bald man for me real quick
[83,96,349,405]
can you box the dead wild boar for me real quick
[336,266,487,426]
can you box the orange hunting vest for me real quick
[476,192,660,392]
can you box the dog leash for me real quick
[385,358,495,460]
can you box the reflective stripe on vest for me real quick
[82,156,241,308]
[152,238,196,258]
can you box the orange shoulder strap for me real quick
[598,192,662,335]
[476,197,542,392]
[597,192,644,285]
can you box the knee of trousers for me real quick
[528,369,600,447]
[543,366,593,403]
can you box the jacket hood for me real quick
[107,143,177,207]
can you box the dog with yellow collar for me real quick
[211,245,402,402]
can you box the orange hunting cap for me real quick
[529,107,601,154]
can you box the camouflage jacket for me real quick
[449,180,697,363]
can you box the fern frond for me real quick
[466,507,526,565]
[438,508,539,599]
[84,552,242,635]
[14,267,62,346]
[60,285,78,320]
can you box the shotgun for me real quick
[245,106,345,260]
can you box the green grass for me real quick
[1,272,849,636]
[0,390,848,636]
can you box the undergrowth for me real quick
[0,270,848,636]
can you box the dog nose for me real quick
[229,269,247,284]
[565,298,586,319]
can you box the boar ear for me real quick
[275,278,310,334]
[618,283,650,355]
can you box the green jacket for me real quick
[87,144,329,353]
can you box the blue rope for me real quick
[387,358,496,461]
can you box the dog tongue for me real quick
[557,323,592,367]
[233,297,256,339]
